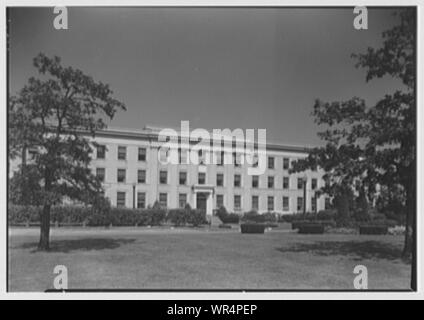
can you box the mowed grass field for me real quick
[8,226,411,291]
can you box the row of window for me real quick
[97,167,318,189]
[96,145,306,171]
[116,192,331,212]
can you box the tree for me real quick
[9,54,126,250]
[292,9,415,265]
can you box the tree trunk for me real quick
[38,203,51,250]
[402,177,416,289]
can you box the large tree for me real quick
[292,8,415,276]
[9,54,126,250]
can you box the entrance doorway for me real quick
[196,192,207,213]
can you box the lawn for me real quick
[8,226,411,291]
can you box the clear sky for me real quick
[8,7,405,146]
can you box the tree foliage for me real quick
[291,9,415,254]
[9,53,126,249]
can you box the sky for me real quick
[8,7,405,146]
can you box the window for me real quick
[159,148,169,163]
[283,196,289,211]
[268,176,274,189]
[179,171,187,185]
[283,176,289,189]
[297,197,304,212]
[233,152,240,167]
[159,170,167,184]
[159,193,168,208]
[179,193,187,208]
[216,173,224,187]
[216,194,224,208]
[234,174,241,187]
[312,178,317,190]
[252,195,259,210]
[198,150,205,165]
[118,146,126,160]
[297,178,304,190]
[267,196,274,211]
[96,168,105,182]
[117,169,126,183]
[268,156,274,169]
[117,192,126,208]
[138,148,146,161]
[217,151,224,166]
[137,192,146,209]
[234,195,241,211]
[137,170,146,184]
[198,172,206,185]
[325,198,331,210]
[252,175,259,188]
[97,145,106,159]
[283,158,290,170]
[311,196,317,213]
[179,149,187,164]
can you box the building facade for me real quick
[82,126,328,216]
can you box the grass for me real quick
[8,226,411,291]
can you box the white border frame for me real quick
[1,1,422,300]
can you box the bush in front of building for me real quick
[242,210,265,223]
[216,206,240,224]
[8,204,41,224]
[167,204,207,227]
[240,223,266,234]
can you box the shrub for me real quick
[240,223,265,234]
[8,204,41,224]
[298,223,324,234]
[167,204,206,227]
[216,206,240,224]
[316,209,337,220]
[262,212,277,222]
[242,210,265,223]
[359,225,388,235]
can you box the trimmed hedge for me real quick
[240,223,266,234]
[359,225,388,235]
[216,206,240,224]
[298,223,325,234]
[167,206,207,227]
[292,220,336,230]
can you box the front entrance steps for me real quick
[208,214,222,227]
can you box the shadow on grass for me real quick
[17,238,137,253]
[276,240,406,262]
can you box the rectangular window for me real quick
[217,151,224,166]
[311,196,317,213]
[267,196,274,211]
[312,178,317,190]
[283,176,289,189]
[118,146,126,160]
[252,175,259,188]
[117,169,126,183]
[283,196,289,211]
[252,195,259,210]
[234,174,241,187]
[97,145,106,159]
[268,176,274,189]
[96,168,105,182]
[138,147,146,161]
[137,169,146,184]
[216,194,224,208]
[198,172,206,185]
[297,178,304,190]
[117,192,126,208]
[137,192,146,209]
[179,171,187,185]
[159,170,167,184]
[297,197,304,212]
[159,193,168,208]
[233,152,240,167]
[179,193,187,208]
[234,195,241,211]
[216,173,224,187]
[268,156,274,169]
[179,149,187,164]
[283,158,290,170]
